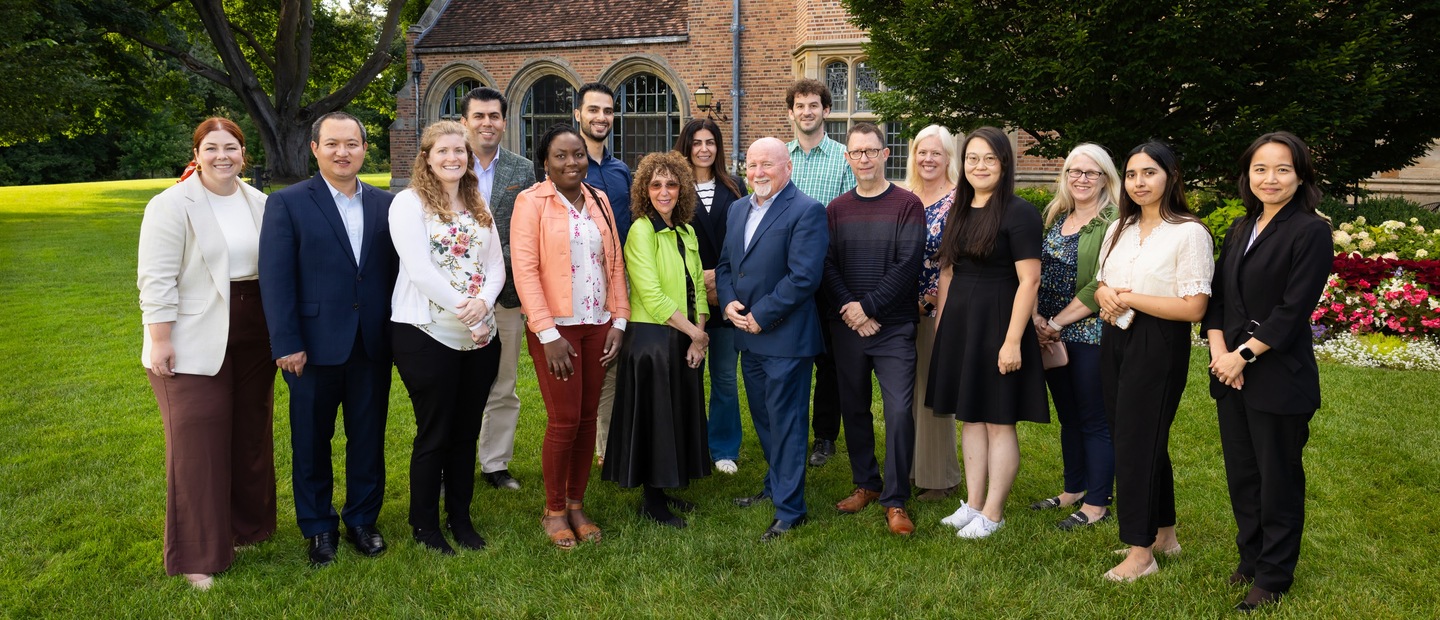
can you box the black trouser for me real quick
[1218,393,1312,593]
[392,323,502,530]
[811,296,842,442]
[1101,313,1190,548]
[831,322,917,507]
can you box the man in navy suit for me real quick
[715,137,829,542]
[259,112,398,566]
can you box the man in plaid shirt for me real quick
[784,79,856,469]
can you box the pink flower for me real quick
[451,244,467,256]
[467,283,479,296]
[471,273,483,284]
[1331,302,1344,312]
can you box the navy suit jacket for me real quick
[259,173,398,366]
[714,181,828,358]
[1201,202,1332,414]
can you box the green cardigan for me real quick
[1061,205,1117,313]
[624,215,708,325]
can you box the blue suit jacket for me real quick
[714,181,828,358]
[259,173,398,365]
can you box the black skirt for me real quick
[601,322,712,488]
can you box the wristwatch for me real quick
[922,301,936,314]
[1236,344,1257,363]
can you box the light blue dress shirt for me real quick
[473,151,497,205]
[324,178,364,262]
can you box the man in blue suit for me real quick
[259,112,398,567]
[715,137,829,542]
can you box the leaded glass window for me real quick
[856,62,879,113]
[614,72,680,170]
[825,61,849,113]
[439,78,481,121]
[884,122,908,181]
[521,76,576,165]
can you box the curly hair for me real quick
[630,151,697,227]
[409,120,493,228]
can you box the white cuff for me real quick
[537,327,561,344]
[612,318,627,331]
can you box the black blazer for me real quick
[692,175,748,270]
[1201,202,1332,414]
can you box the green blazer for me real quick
[625,215,708,325]
[1067,204,1117,312]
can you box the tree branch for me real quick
[115,30,231,87]
[227,20,276,71]
[307,0,408,114]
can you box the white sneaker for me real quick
[715,459,738,474]
[956,514,1004,539]
[940,501,981,529]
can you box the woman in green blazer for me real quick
[1029,143,1122,530]
[601,151,712,528]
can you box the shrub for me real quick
[1320,196,1440,229]
[1016,186,1054,212]
[1201,198,1246,251]
[1314,331,1440,370]
[1312,264,1440,340]
[1332,216,1440,260]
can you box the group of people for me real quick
[137,78,1331,613]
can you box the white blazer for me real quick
[137,173,266,376]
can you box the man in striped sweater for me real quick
[822,122,927,536]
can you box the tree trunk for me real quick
[259,123,315,183]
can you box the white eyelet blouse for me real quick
[1096,219,1214,299]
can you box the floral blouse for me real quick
[556,191,611,327]
[1040,213,1102,345]
[389,189,505,351]
[917,191,954,317]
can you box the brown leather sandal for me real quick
[566,501,601,544]
[541,512,577,550]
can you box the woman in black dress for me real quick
[928,126,1049,539]
[602,151,712,528]
[1203,132,1332,611]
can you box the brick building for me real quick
[389,0,1438,203]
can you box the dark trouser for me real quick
[831,322,917,507]
[148,280,276,576]
[811,298,842,442]
[1101,313,1190,548]
[392,323,502,530]
[1044,341,1114,507]
[286,333,392,538]
[526,323,609,512]
[741,351,814,523]
[1218,393,1312,593]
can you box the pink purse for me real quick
[1040,341,1069,369]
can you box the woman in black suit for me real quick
[1203,131,1332,612]
[675,118,748,475]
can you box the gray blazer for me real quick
[489,147,538,308]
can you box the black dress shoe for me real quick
[412,527,456,555]
[808,439,836,467]
[733,491,771,508]
[666,494,696,513]
[446,520,487,551]
[1235,586,1282,612]
[1055,507,1110,531]
[308,531,338,567]
[760,515,808,542]
[346,524,387,557]
[483,469,522,491]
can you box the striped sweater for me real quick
[821,184,927,326]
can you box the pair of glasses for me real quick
[846,148,883,161]
[964,154,1000,167]
[1066,169,1104,180]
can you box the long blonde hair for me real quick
[409,120,493,228]
[902,124,959,194]
[1043,143,1120,228]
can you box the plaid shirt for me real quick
[787,136,856,207]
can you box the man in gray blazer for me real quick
[459,87,538,491]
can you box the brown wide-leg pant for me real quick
[146,280,276,576]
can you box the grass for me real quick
[2,177,1438,618]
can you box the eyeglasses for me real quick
[845,148,883,161]
[964,154,1000,168]
[1066,169,1104,181]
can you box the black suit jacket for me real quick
[1201,202,1332,414]
[692,175,748,270]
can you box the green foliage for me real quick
[1015,186,1054,212]
[117,118,191,179]
[846,0,1440,197]
[1320,195,1440,230]
[1332,216,1440,260]
[1200,198,1247,246]
[0,135,115,185]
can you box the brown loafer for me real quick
[835,488,881,513]
[885,506,915,535]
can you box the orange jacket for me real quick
[509,180,630,333]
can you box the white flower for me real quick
[1411,217,1420,224]
[1360,238,1376,251]
[1340,222,1354,233]
[1333,230,1353,245]
[1356,216,1367,225]
[1381,251,1399,260]
[1417,249,1429,259]
[1382,220,1406,231]
[1357,231,1370,239]
[1414,225,1426,234]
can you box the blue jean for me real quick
[1044,341,1114,507]
[705,325,741,461]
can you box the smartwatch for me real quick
[922,301,936,314]
[1236,344,1257,363]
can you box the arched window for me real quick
[816,57,904,179]
[438,78,482,121]
[825,61,849,114]
[520,75,576,164]
[613,72,680,170]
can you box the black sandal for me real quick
[1055,508,1110,531]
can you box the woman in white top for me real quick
[137,117,274,590]
[389,120,505,555]
[1094,141,1213,582]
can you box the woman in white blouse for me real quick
[389,120,505,555]
[137,117,274,590]
[1094,141,1213,582]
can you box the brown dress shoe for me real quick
[835,488,881,513]
[885,506,915,535]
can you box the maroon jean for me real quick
[146,280,276,576]
[527,323,610,512]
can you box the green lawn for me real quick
[2,178,1436,618]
